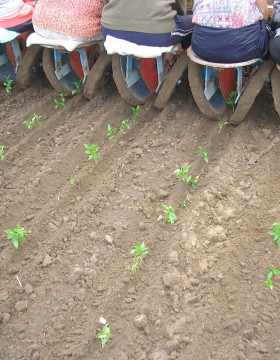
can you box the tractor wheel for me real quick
[188,60,227,120]
[83,52,112,99]
[270,65,280,118]
[154,52,189,110]
[43,48,80,95]
[16,45,43,89]
[230,59,274,125]
[112,54,152,106]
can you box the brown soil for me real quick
[1,74,280,360]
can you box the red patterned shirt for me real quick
[192,0,264,28]
[33,0,103,38]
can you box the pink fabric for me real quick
[33,0,103,38]
[192,0,263,29]
[0,1,35,28]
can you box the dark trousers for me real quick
[192,20,269,63]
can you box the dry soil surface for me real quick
[1,75,280,360]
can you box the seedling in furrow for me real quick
[174,165,192,183]
[71,80,82,95]
[181,195,190,209]
[130,242,148,273]
[107,124,117,140]
[84,143,101,162]
[265,264,280,290]
[0,144,5,159]
[268,223,280,248]
[199,146,208,163]
[227,91,236,112]
[218,120,230,133]
[158,204,177,225]
[131,105,140,122]
[5,224,30,249]
[4,75,13,94]
[96,323,111,348]
[119,118,130,134]
[69,177,76,185]
[54,93,66,109]
[24,114,42,130]
[187,174,199,189]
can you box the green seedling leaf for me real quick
[96,324,111,348]
[69,177,76,185]
[174,165,192,183]
[4,75,13,94]
[119,118,130,134]
[181,195,190,209]
[265,264,280,290]
[0,144,5,159]
[268,223,280,248]
[199,146,208,163]
[107,124,116,140]
[5,224,30,249]
[226,91,236,112]
[84,143,101,162]
[158,204,177,225]
[71,80,82,95]
[218,120,230,133]
[131,105,140,122]
[24,114,42,130]
[130,242,148,273]
[54,93,66,109]
[187,175,199,189]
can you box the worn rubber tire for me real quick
[188,60,227,120]
[230,59,274,125]
[83,52,112,99]
[16,45,43,89]
[270,65,280,117]
[154,52,189,110]
[112,54,147,106]
[43,47,72,95]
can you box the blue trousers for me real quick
[102,15,193,47]
[192,21,269,63]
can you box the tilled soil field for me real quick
[1,74,280,360]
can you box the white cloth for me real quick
[0,0,23,18]
[0,27,19,43]
[104,35,172,58]
[27,32,102,51]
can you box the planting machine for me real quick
[25,32,111,95]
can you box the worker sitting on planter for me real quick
[191,0,269,63]
[101,0,193,58]
[31,0,103,45]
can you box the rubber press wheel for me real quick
[230,59,274,125]
[154,52,189,110]
[112,54,151,106]
[16,45,43,89]
[83,51,112,99]
[270,65,280,118]
[43,47,80,95]
[188,60,227,120]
